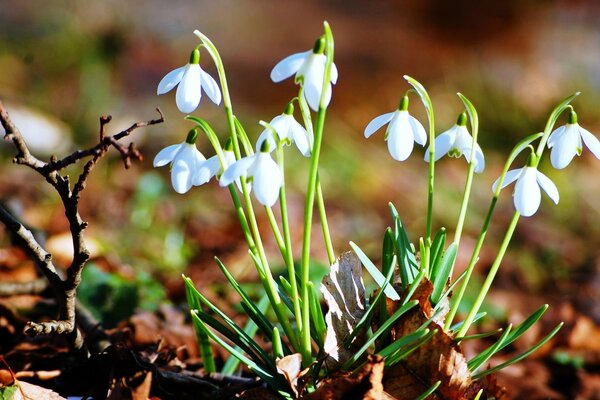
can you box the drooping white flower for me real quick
[157,48,221,114]
[493,166,559,217]
[424,112,485,173]
[153,130,206,194]
[193,140,247,192]
[270,37,338,111]
[220,141,282,207]
[256,103,311,157]
[547,110,600,169]
[364,96,427,161]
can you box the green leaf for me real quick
[350,241,400,300]
[385,329,437,366]
[0,385,18,400]
[341,300,418,369]
[450,312,486,333]
[345,255,397,347]
[473,323,563,379]
[377,329,430,358]
[467,325,513,371]
[430,243,457,304]
[414,381,441,400]
[190,310,283,390]
[468,303,549,371]
[382,227,395,277]
[308,281,326,347]
[429,227,447,278]
[389,203,419,286]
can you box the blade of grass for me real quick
[430,243,457,304]
[414,381,441,400]
[350,241,400,300]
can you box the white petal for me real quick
[193,155,221,186]
[547,125,566,149]
[176,64,202,113]
[330,62,338,84]
[425,127,456,162]
[289,119,311,157]
[492,168,522,192]
[252,153,282,207]
[536,170,559,205]
[579,126,600,160]
[220,156,255,187]
[387,113,414,161]
[550,125,580,169]
[200,68,222,105]
[157,65,186,95]
[270,51,310,82]
[269,115,292,141]
[514,167,541,217]
[472,143,486,173]
[256,129,277,153]
[409,115,427,146]
[153,143,182,167]
[303,55,326,111]
[364,112,395,138]
[170,145,197,194]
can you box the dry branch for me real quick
[0,99,163,351]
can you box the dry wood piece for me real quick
[0,99,163,351]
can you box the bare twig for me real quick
[0,99,163,351]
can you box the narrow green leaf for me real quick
[467,325,513,371]
[377,329,430,358]
[382,227,395,277]
[414,381,441,400]
[350,241,400,300]
[429,227,447,278]
[341,300,418,369]
[473,323,563,379]
[308,281,326,347]
[190,311,282,390]
[450,312,486,333]
[386,329,437,366]
[401,269,425,307]
[389,203,419,286]
[473,389,484,400]
[222,295,270,375]
[344,255,397,347]
[430,243,458,304]
[458,328,504,341]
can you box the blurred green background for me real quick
[0,0,599,322]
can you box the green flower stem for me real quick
[277,144,303,331]
[456,211,519,338]
[195,30,299,350]
[241,181,299,349]
[300,22,334,363]
[444,131,544,332]
[264,207,286,258]
[316,173,335,265]
[404,76,435,271]
[451,93,578,336]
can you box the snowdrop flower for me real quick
[547,110,600,169]
[493,165,559,217]
[220,141,282,207]
[157,48,222,113]
[193,139,246,191]
[364,96,427,161]
[256,103,311,157]
[153,129,206,194]
[424,112,485,173]
[270,37,338,111]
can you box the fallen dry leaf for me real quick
[12,380,66,400]
[382,279,505,400]
[320,251,366,369]
[305,355,394,400]
[276,353,304,397]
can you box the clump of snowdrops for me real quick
[153,22,600,399]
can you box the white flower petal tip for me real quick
[157,61,221,113]
[154,142,205,194]
[365,110,426,162]
[548,122,600,169]
[221,152,282,206]
[270,50,337,111]
[497,167,560,217]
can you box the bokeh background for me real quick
[1,0,600,391]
